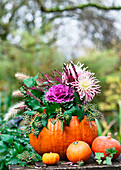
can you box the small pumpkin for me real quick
[42,153,60,165]
[66,141,92,163]
[92,133,121,159]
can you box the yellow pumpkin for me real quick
[42,153,60,165]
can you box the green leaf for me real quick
[24,110,35,115]
[19,161,27,167]
[105,147,117,155]
[27,99,41,110]
[9,148,18,157]
[77,160,84,166]
[37,107,46,113]
[95,152,104,159]
[24,73,39,87]
[74,92,82,104]
[64,105,84,125]
[76,106,84,121]
[48,113,57,119]
[61,120,63,132]
[46,103,60,114]
[33,73,39,81]
[32,154,42,162]
[103,156,112,165]
[0,141,8,153]
[6,157,22,165]
[64,111,72,126]
[0,162,5,170]
[24,78,35,88]
[1,134,13,143]
[14,142,24,154]
[0,155,6,161]
[41,119,47,127]
[96,159,102,165]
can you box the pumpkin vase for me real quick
[29,116,98,159]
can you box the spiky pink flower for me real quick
[62,61,101,102]
[62,61,87,84]
[71,70,101,102]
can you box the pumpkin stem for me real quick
[73,141,79,145]
[107,133,111,139]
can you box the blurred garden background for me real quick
[0,0,121,169]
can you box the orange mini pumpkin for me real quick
[66,141,92,163]
[92,133,121,159]
[29,116,98,159]
[42,153,60,165]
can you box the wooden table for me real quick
[8,154,121,170]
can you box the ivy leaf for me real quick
[76,106,84,121]
[33,73,39,81]
[95,152,104,165]
[0,155,6,161]
[6,157,22,165]
[77,160,84,166]
[103,156,112,165]
[19,161,27,167]
[9,148,18,157]
[37,107,46,113]
[96,159,102,165]
[41,119,47,127]
[0,162,4,170]
[24,73,39,87]
[27,99,41,110]
[48,113,57,119]
[74,92,81,104]
[46,103,60,115]
[105,147,117,155]
[64,110,72,126]
[24,110,35,115]
[64,105,84,125]
[32,154,42,162]
[1,134,13,143]
[95,152,104,159]
[14,142,24,154]
[0,141,8,153]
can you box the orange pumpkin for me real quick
[92,133,121,159]
[29,116,98,159]
[42,153,60,165]
[66,141,92,163]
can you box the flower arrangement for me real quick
[5,61,101,137]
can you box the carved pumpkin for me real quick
[92,133,121,159]
[29,116,98,159]
[42,153,60,165]
[66,141,92,163]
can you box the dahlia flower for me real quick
[62,61,87,84]
[62,61,100,102]
[45,84,74,103]
[71,70,101,102]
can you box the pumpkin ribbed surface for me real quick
[42,153,60,165]
[29,116,98,159]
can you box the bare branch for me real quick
[37,3,121,13]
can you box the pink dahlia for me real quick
[62,61,87,84]
[45,84,74,103]
[71,70,101,102]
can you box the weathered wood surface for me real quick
[8,154,121,170]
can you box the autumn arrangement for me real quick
[5,61,121,165]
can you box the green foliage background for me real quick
[0,30,121,169]
[0,31,121,120]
